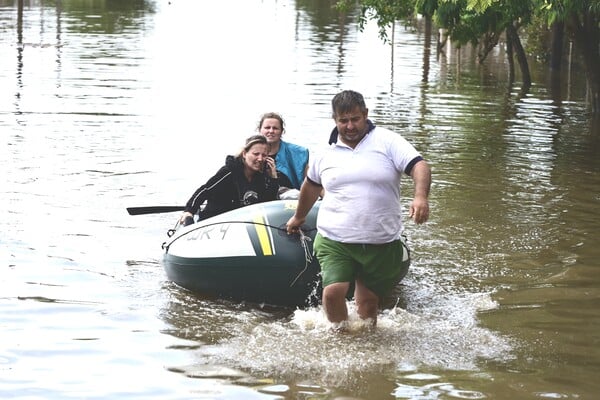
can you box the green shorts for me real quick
[313,233,411,298]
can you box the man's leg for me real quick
[354,279,379,324]
[322,282,351,323]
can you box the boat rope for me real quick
[289,228,313,287]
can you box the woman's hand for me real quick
[265,157,277,178]
[179,211,194,225]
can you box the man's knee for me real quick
[355,281,379,319]
[323,282,350,303]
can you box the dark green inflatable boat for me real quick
[162,200,321,307]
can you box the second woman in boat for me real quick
[179,135,292,225]
[258,112,309,191]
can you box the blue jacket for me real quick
[275,140,309,190]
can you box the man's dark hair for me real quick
[331,90,368,118]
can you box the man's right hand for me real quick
[286,215,305,234]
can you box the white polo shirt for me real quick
[308,126,421,244]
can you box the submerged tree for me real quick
[538,0,600,112]
[434,0,533,88]
[336,0,599,114]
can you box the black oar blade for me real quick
[126,206,186,215]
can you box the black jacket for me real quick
[184,155,292,221]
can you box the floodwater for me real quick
[2,0,599,399]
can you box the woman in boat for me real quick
[179,135,292,225]
[258,112,309,192]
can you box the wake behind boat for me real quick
[161,200,322,307]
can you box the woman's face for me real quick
[260,118,283,145]
[243,143,269,173]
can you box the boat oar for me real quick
[126,206,185,215]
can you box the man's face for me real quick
[334,106,369,147]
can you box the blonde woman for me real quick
[179,135,292,225]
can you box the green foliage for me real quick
[336,0,417,42]
[538,0,600,24]
[415,0,439,16]
[465,0,496,13]
[523,13,552,62]
[341,0,597,61]
[435,0,466,28]
[435,0,534,48]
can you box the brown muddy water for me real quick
[2,1,599,399]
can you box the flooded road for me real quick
[2,0,599,398]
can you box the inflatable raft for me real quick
[161,200,322,307]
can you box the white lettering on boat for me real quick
[186,223,232,241]
[172,222,257,258]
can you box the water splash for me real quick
[199,293,514,387]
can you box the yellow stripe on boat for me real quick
[253,215,273,256]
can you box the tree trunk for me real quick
[506,29,515,84]
[506,23,531,89]
[437,28,448,55]
[422,14,432,83]
[550,21,564,71]
[568,13,600,113]
[549,21,564,105]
